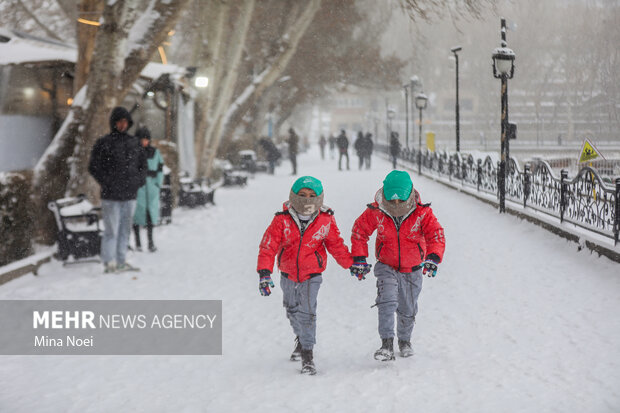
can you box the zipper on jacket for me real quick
[388,216,402,272]
[289,211,318,282]
[397,226,401,271]
[296,233,303,282]
[383,208,417,272]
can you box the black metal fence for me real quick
[377,143,620,245]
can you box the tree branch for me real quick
[15,0,63,40]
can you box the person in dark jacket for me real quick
[389,131,401,169]
[318,135,327,160]
[258,137,281,175]
[336,129,350,171]
[354,131,366,170]
[133,127,164,253]
[288,128,299,175]
[361,132,374,169]
[88,106,147,273]
[328,134,336,159]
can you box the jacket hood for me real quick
[109,106,134,132]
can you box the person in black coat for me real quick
[258,137,281,174]
[328,134,336,159]
[336,129,350,171]
[88,106,147,273]
[389,131,401,169]
[361,132,374,169]
[288,128,299,175]
[354,131,365,170]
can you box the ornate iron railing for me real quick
[379,143,620,245]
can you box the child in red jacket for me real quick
[351,170,445,361]
[257,176,369,375]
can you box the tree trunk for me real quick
[193,0,231,176]
[201,0,322,177]
[32,0,191,243]
[196,0,256,178]
[75,0,104,91]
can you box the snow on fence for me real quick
[378,144,620,247]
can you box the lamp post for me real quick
[415,92,428,175]
[492,18,516,213]
[451,46,462,152]
[409,76,421,152]
[403,84,410,149]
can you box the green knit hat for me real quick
[291,176,323,196]
[383,170,412,201]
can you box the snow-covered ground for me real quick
[1,149,619,413]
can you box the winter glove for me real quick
[421,260,438,277]
[258,270,274,296]
[349,257,372,281]
[421,254,440,277]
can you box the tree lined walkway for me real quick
[0,149,618,412]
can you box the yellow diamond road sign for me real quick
[578,138,604,163]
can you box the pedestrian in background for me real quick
[336,129,350,171]
[319,135,327,160]
[288,127,299,175]
[88,107,147,273]
[361,132,374,169]
[259,137,281,175]
[328,134,336,159]
[354,131,365,170]
[133,127,164,253]
[389,131,401,169]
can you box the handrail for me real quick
[379,144,619,245]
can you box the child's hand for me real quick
[421,260,438,277]
[350,257,372,281]
[258,270,275,296]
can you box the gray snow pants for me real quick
[374,261,423,341]
[280,274,322,350]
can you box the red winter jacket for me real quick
[257,204,354,283]
[351,190,445,272]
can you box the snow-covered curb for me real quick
[0,250,53,286]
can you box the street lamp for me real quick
[403,84,410,149]
[409,76,421,151]
[415,92,428,175]
[492,18,516,213]
[451,46,462,152]
[195,76,209,88]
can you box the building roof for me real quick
[0,27,186,81]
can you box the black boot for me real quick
[301,349,316,375]
[374,337,395,361]
[398,340,414,358]
[290,336,302,361]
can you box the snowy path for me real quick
[1,150,619,413]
